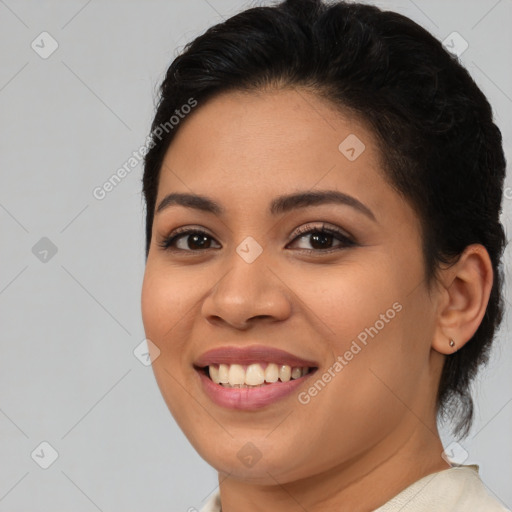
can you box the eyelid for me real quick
[157,225,219,251]
[285,223,356,253]
[289,222,354,242]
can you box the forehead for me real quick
[159,89,381,189]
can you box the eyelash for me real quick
[157,223,356,255]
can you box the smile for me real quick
[193,345,319,409]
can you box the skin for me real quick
[140,87,493,512]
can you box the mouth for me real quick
[198,362,316,388]
[193,345,319,409]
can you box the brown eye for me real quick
[287,224,355,253]
[158,229,221,252]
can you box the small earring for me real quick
[449,339,455,347]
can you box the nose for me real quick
[200,251,292,330]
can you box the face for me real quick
[141,88,444,484]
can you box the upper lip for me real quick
[194,345,319,368]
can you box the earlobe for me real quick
[431,244,494,355]
[432,337,459,355]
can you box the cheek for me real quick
[141,265,196,342]
[299,261,398,346]
[140,267,199,418]
[303,262,420,406]
[141,269,170,341]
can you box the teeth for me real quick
[209,364,221,384]
[218,364,229,384]
[279,364,291,382]
[228,364,245,385]
[265,363,279,383]
[246,363,265,385]
[291,367,302,379]
[207,363,310,387]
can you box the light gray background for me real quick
[0,0,511,511]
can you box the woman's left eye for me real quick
[158,224,355,254]
[287,224,355,253]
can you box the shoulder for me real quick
[197,491,221,512]
[447,465,510,512]
[374,464,510,512]
[191,466,511,512]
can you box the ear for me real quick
[431,244,494,355]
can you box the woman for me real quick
[140,0,510,510]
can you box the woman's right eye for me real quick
[158,229,221,252]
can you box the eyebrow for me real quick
[155,190,376,222]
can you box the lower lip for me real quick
[196,369,315,410]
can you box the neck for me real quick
[217,419,451,512]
